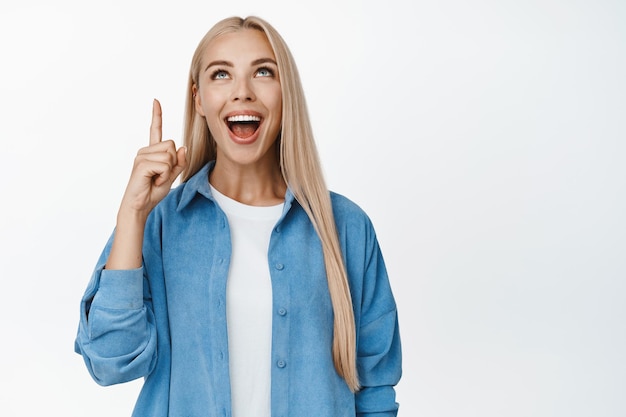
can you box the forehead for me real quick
[203,29,275,62]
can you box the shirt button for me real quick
[277,360,286,368]
[275,263,284,270]
[275,226,281,233]
[278,308,287,316]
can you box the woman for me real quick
[75,15,401,417]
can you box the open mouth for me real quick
[226,114,261,139]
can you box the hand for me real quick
[119,99,187,217]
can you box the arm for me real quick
[354,226,402,417]
[75,99,186,385]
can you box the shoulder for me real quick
[329,191,376,237]
[330,191,367,217]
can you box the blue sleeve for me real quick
[354,225,402,417]
[74,234,157,386]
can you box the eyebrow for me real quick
[204,57,278,72]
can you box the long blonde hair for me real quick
[181,16,359,391]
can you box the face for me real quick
[194,29,282,170]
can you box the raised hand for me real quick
[107,99,187,270]
[120,99,187,217]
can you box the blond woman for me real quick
[75,15,401,417]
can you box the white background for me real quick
[1,0,625,416]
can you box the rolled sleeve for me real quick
[91,268,144,310]
[75,242,157,386]
[356,308,402,416]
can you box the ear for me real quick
[192,85,205,116]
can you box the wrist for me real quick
[116,203,150,226]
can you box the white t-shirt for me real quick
[210,185,283,417]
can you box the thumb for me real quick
[171,146,188,179]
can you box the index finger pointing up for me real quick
[150,99,163,145]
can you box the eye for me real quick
[255,67,274,77]
[211,69,230,80]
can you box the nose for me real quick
[231,77,255,102]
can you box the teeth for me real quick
[227,115,261,122]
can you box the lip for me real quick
[224,110,263,145]
[224,109,264,120]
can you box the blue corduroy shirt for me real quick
[75,161,402,417]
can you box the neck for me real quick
[209,158,286,206]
